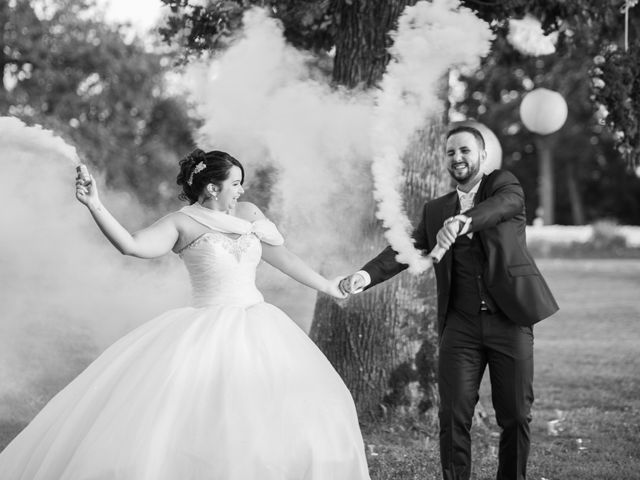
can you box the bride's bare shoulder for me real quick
[235,202,266,222]
[158,210,199,235]
[163,210,191,226]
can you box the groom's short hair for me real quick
[446,125,486,151]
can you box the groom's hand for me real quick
[436,219,462,250]
[338,273,367,295]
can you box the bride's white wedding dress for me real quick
[0,206,371,480]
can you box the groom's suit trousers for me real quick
[438,307,534,480]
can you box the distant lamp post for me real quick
[519,88,567,225]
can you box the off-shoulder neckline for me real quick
[176,209,267,225]
[179,204,266,224]
[175,230,255,255]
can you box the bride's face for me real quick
[216,166,244,211]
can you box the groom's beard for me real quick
[447,160,480,184]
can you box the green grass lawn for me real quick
[1,259,639,479]
[364,258,640,479]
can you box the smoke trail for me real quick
[0,117,80,165]
[371,0,493,273]
[186,4,493,280]
[0,117,188,423]
[181,9,385,333]
[185,8,376,270]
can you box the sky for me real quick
[100,0,165,33]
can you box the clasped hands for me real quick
[337,273,367,296]
[322,274,366,300]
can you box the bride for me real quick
[0,149,371,480]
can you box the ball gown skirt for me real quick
[0,209,371,480]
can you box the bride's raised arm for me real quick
[76,171,179,259]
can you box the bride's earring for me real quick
[208,185,218,200]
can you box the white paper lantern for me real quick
[451,120,502,174]
[519,88,568,135]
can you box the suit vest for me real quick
[449,232,499,315]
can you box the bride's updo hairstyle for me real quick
[177,148,245,204]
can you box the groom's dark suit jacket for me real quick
[362,169,559,337]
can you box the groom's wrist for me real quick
[444,215,471,236]
[453,214,472,235]
[353,270,371,293]
[444,216,463,234]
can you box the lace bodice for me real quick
[179,231,265,308]
[175,206,285,308]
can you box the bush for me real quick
[589,219,627,250]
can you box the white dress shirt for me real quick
[455,180,480,238]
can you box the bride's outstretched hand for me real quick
[75,172,99,207]
[326,276,349,299]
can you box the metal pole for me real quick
[625,1,629,51]
[535,136,554,225]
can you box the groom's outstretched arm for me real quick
[363,202,433,289]
[339,203,433,294]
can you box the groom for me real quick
[340,125,558,480]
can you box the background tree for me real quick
[161,0,424,86]
[2,0,197,214]
[453,0,640,225]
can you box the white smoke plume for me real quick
[371,0,494,273]
[185,3,493,278]
[184,8,376,267]
[0,117,80,165]
[179,9,382,333]
[0,118,188,423]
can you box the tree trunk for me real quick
[311,121,450,420]
[330,0,416,88]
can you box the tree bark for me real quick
[330,0,416,88]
